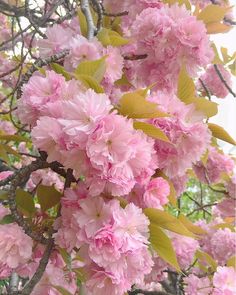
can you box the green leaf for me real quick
[77,9,87,37]
[163,0,191,10]
[227,256,236,268]
[0,190,8,200]
[0,134,29,142]
[149,223,180,271]
[144,208,195,238]
[58,248,71,267]
[189,97,218,118]
[3,144,21,157]
[52,286,73,295]
[133,121,171,143]
[177,66,195,102]
[178,214,207,235]
[208,123,236,145]
[15,188,36,215]
[74,57,107,83]
[206,22,231,34]
[0,144,9,162]
[75,74,104,93]
[97,28,129,47]
[51,63,71,80]
[37,185,62,212]
[119,90,170,119]
[0,214,14,224]
[197,4,230,24]
[195,250,217,271]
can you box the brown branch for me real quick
[16,50,69,99]
[7,159,50,244]
[214,64,236,97]
[20,238,54,295]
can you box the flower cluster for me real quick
[54,189,153,295]
[129,5,213,90]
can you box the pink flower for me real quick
[64,35,102,70]
[199,65,232,98]
[31,116,69,163]
[214,198,236,218]
[212,266,236,295]
[88,224,121,267]
[0,120,16,135]
[130,5,213,90]
[184,274,212,295]
[74,197,115,239]
[59,89,112,147]
[170,233,199,269]
[103,46,124,85]
[113,203,150,252]
[31,263,77,295]
[153,118,211,177]
[194,147,234,184]
[0,223,33,268]
[38,24,73,57]
[143,177,170,209]
[0,262,12,279]
[211,228,236,265]
[86,113,157,196]
[17,71,66,126]
[85,267,128,295]
[0,170,13,181]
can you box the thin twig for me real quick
[214,64,236,97]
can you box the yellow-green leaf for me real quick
[37,185,62,212]
[3,144,21,157]
[177,66,195,102]
[51,63,71,80]
[74,57,107,83]
[144,208,195,238]
[163,0,191,10]
[52,286,73,295]
[133,121,171,142]
[197,4,230,24]
[0,214,14,224]
[119,90,170,119]
[75,74,104,93]
[178,214,207,235]
[229,59,236,76]
[97,28,129,47]
[0,190,8,200]
[0,144,9,162]
[208,123,236,145]
[115,74,132,87]
[211,43,224,65]
[149,223,181,271]
[0,134,28,142]
[190,97,218,118]
[227,256,236,268]
[77,9,87,37]
[206,22,231,34]
[195,250,217,271]
[15,188,36,215]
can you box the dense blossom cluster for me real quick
[0,0,236,294]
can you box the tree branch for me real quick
[80,0,97,40]
[20,238,54,295]
[214,64,236,98]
